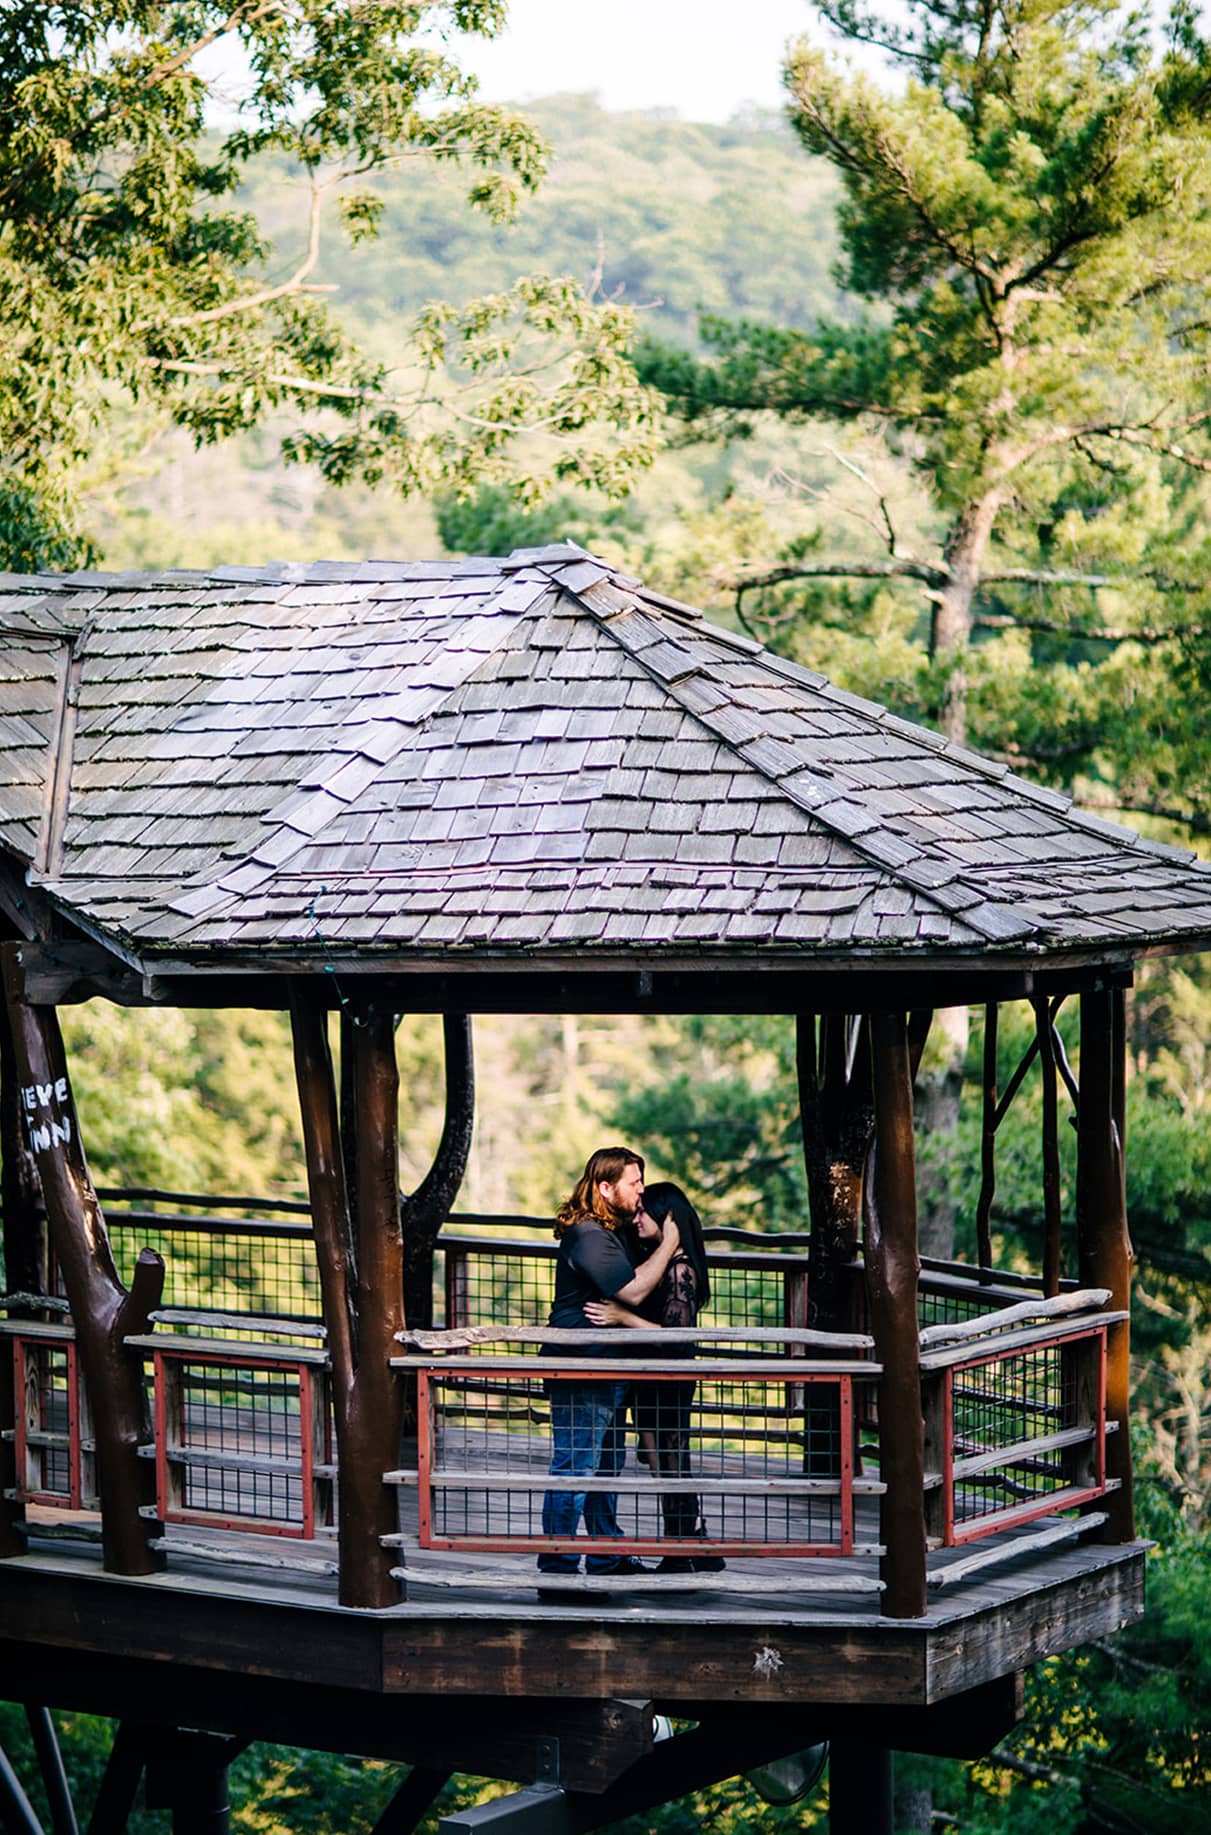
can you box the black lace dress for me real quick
[634,1254,703,1540]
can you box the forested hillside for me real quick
[101,97,845,574]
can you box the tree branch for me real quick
[167,175,330,328]
[0,1,279,215]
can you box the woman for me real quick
[586,1180,724,1574]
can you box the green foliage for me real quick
[638,0,1211,828]
[0,4,659,567]
[58,1005,304,1197]
[613,1014,806,1229]
[0,1708,164,1835]
[229,1745,407,1835]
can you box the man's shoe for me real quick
[656,1555,695,1574]
[588,1555,649,1577]
[690,1553,727,1573]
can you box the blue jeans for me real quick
[538,1379,628,1573]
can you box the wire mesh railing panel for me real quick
[440,1240,557,1335]
[154,1354,326,1536]
[436,1238,802,1338]
[940,1327,1107,1541]
[705,1260,787,1328]
[17,1341,75,1504]
[416,1364,866,1560]
[106,1215,322,1321]
[917,1286,1006,1329]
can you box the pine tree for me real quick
[639,0,1211,810]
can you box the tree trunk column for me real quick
[0,945,163,1574]
[798,1013,872,1339]
[291,990,405,1608]
[865,1010,927,1618]
[0,993,46,1553]
[1076,986,1134,1541]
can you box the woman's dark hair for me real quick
[641,1181,710,1309]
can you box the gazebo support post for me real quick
[866,1008,927,1619]
[0,995,46,1304]
[0,993,43,1554]
[797,1013,873,1337]
[828,1738,893,1834]
[974,1001,998,1276]
[0,946,164,1575]
[1076,986,1134,1541]
[399,1013,474,1439]
[291,991,405,1608]
[1033,996,1063,1297]
[400,1013,474,1334]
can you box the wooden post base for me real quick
[829,1739,892,1835]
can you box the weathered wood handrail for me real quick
[397,1354,877,1378]
[148,1308,328,1339]
[396,1323,875,1352]
[918,1288,1112,1351]
[918,1311,1127,1373]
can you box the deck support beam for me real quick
[828,1739,892,1835]
[1076,987,1134,1541]
[24,1708,79,1835]
[0,1740,45,1835]
[0,945,163,1575]
[866,1009,927,1618]
[85,1725,147,1835]
[438,1716,831,1833]
[371,1768,454,1835]
[145,1731,245,1835]
[291,989,405,1607]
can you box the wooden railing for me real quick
[2,1191,1119,1596]
[2,1319,95,1511]
[919,1290,1122,1562]
[125,1317,334,1542]
[390,1325,883,1595]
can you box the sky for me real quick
[453,0,829,123]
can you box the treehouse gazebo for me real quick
[2,546,1211,1835]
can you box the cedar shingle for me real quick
[2,549,1209,969]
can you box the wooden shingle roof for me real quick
[2,546,1210,988]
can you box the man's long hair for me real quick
[555,1145,644,1239]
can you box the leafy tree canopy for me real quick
[0,2,659,571]
[638,0,1211,830]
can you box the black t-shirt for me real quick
[547,1218,636,1336]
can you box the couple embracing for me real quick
[537,1144,723,1597]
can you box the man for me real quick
[537,1145,680,1599]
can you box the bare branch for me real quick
[167,176,331,328]
[974,611,1208,644]
[777,445,907,558]
[723,557,950,596]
